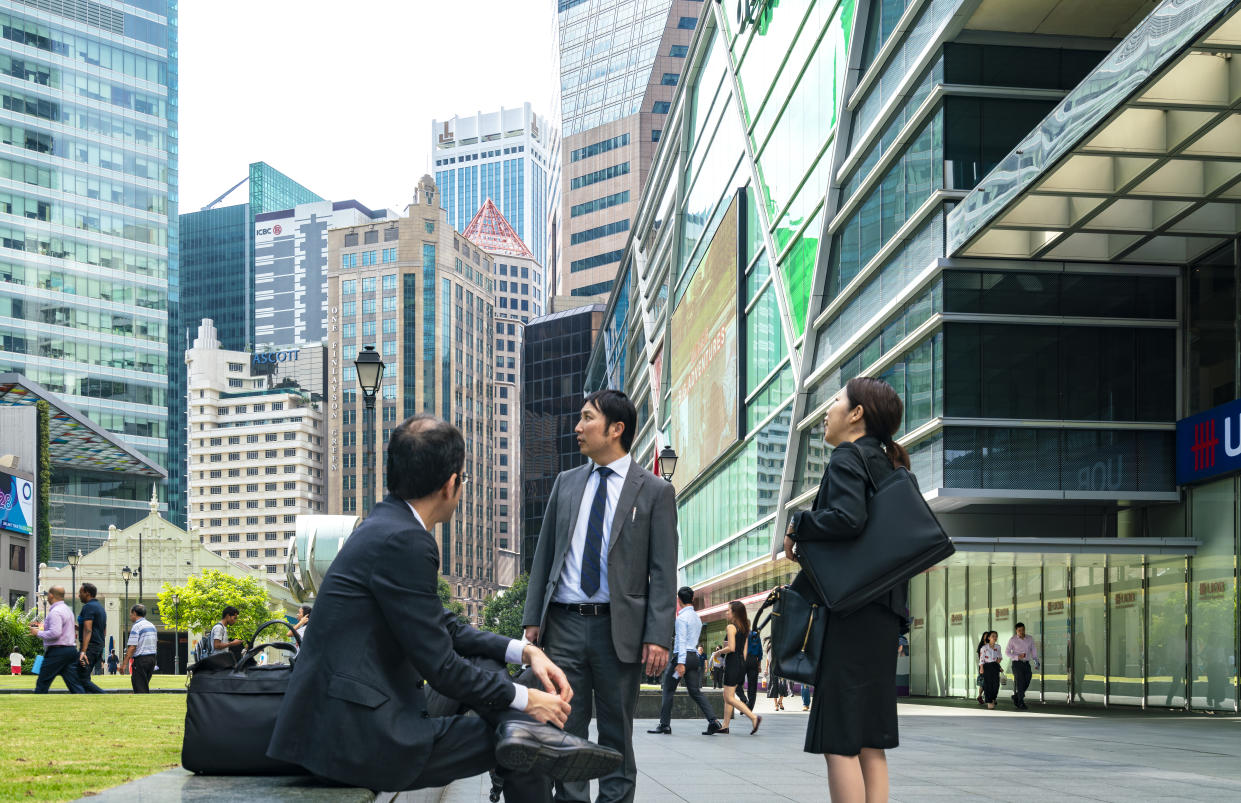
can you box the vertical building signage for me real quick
[1175,397,1241,485]
[328,305,340,475]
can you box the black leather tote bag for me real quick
[751,573,824,686]
[182,620,306,775]
[798,457,954,616]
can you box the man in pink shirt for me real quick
[30,586,84,694]
[1005,622,1038,710]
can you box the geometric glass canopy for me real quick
[462,198,534,258]
[0,373,166,477]
[949,0,1241,264]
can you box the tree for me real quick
[158,570,279,644]
[35,400,50,566]
[481,574,529,640]
[437,578,469,627]
[0,599,40,672]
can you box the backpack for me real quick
[747,629,763,660]
[196,631,213,660]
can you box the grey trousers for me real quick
[657,653,717,727]
[542,605,641,803]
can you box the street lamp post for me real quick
[354,345,385,515]
[121,566,132,644]
[173,593,180,676]
[66,549,81,614]
[659,445,679,483]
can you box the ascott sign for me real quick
[1175,397,1241,485]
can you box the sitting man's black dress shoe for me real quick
[646,724,671,734]
[494,721,623,783]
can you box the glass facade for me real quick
[0,1,178,543]
[248,161,322,215]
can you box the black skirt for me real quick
[723,651,744,686]
[805,601,900,756]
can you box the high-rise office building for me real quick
[587,0,1241,712]
[432,104,555,298]
[555,0,703,303]
[185,320,326,582]
[463,199,538,585]
[0,1,179,550]
[521,304,604,573]
[326,176,499,616]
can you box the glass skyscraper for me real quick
[0,0,179,542]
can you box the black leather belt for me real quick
[551,602,611,616]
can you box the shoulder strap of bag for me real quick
[751,587,781,634]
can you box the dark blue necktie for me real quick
[579,466,613,597]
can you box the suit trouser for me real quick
[420,658,549,803]
[1011,660,1032,704]
[130,654,156,693]
[543,605,641,803]
[657,653,717,728]
[77,646,106,693]
[35,646,84,693]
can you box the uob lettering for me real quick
[1077,456,1124,491]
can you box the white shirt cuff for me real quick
[505,638,526,665]
[509,683,529,712]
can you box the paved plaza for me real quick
[435,697,1241,802]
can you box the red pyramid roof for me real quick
[463,198,533,258]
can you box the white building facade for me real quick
[185,320,326,582]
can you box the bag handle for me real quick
[751,587,781,635]
[235,618,303,668]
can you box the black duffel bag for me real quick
[751,572,824,686]
[798,456,954,615]
[182,619,307,775]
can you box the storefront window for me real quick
[1147,557,1187,708]
[1108,558,1145,705]
[1072,559,1107,703]
[926,566,948,696]
[1042,559,1071,703]
[947,566,969,696]
[967,564,989,691]
[1015,563,1043,702]
[910,573,927,696]
[1190,477,1238,711]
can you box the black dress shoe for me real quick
[647,724,671,734]
[494,721,622,783]
[702,720,724,735]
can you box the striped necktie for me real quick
[579,466,613,597]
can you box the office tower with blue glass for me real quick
[0,0,178,555]
[432,103,554,314]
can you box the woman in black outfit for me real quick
[710,601,761,734]
[783,376,910,803]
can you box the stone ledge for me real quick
[81,768,450,802]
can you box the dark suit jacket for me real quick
[522,459,678,663]
[268,494,516,790]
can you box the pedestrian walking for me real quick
[648,586,721,736]
[738,625,762,709]
[765,653,787,711]
[75,583,106,693]
[709,601,761,735]
[107,650,119,675]
[710,646,724,689]
[801,683,813,711]
[975,631,990,705]
[979,631,1003,709]
[124,604,158,693]
[9,649,22,675]
[293,604,311,642]
[783,377,913,802]
[30,586,84,693]
[1005,623,1038,710]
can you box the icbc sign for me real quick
[1176,397,1241,485]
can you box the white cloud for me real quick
[179,0,555,214]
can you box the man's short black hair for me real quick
[386,414,466,500]
[131,603,146,617]
[80,582,97,598]
[222,605,239,619]
[1015,621,1026,629]
[584,389,636,452]
[677,586,694,605]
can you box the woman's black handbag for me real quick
[797,458,954,616]
[752,573,824,686]
[182,619,306,775]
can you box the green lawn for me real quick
[0,694,185,801]
[0,674,186,692]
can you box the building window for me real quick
[382,274,397,290]
[660,73,678,86]
[362,277,376,293]
[364,229,379,245]
[669,45,688,58]
[342,279,356,295]
[652,129,662,142]
[652,101,670,114]
[677,16,696,29]
[363,299,376,314]
[569,249,624,273]
[570,133,630,163]
[570,219,630,246]
[570,162,630,190]
[383,296,397,312]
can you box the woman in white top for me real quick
[978,631,1003,709]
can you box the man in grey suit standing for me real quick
[524,389,679,803]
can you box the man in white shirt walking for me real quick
[1005,622,1039,710]
[648,587,721,736]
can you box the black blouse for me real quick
[790,435,910,629]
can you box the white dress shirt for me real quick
[672,605,702,665]
[405,500,528,711]
[553,453,632,604]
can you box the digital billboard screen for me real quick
[0,470,34,536]
[669,194,741,486]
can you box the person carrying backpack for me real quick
[738,624,763,708]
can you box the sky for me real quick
[179,0,556,214]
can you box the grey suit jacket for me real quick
[523,459,679,663]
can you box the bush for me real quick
[1,598,41,672]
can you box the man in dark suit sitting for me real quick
[268,415,620,798]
